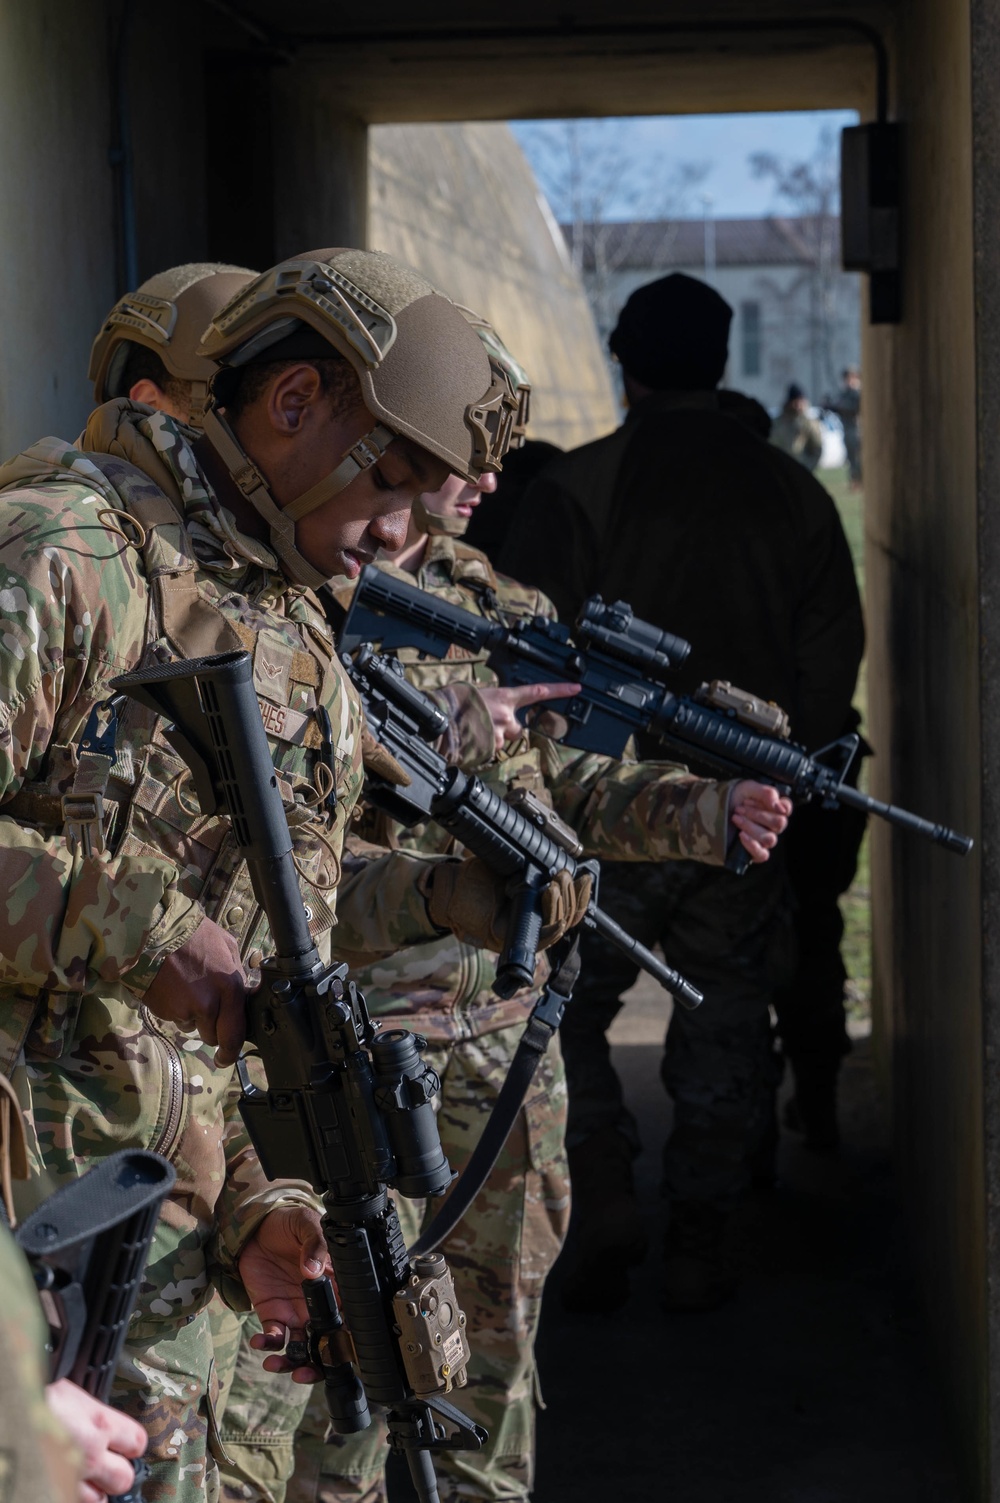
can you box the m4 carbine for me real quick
[344,644,702,1008]
[340,566,973,861]
[112,651,484,1503]
[15,1149,176,1503]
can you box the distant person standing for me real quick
[500,271,865,1313]
[772,382,825,471]
[830,366,863,488]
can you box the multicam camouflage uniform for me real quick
[293,534,737,1503]
[0,402,446,1503]
[0,1220,83,1503]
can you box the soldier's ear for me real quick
[266,364,326,436]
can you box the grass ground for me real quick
[817,464,871,1025]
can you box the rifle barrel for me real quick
[836,783,973,854]
[586,907,703,1010]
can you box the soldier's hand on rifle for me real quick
[729,781,792,862]
[240,1205,332,1383]
[143,916,248,1068]
[45,1378,147,1503]
[477,680,582,751]
[424,856,592,952]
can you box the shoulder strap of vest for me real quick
[83,455,244,660]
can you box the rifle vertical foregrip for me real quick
[493,881,546,999]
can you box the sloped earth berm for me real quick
[534,977,962,1503]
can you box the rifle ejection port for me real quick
[609,683,654,707]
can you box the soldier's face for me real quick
[236,362,448,579]
[420,471,498,522]
[296,433,448,580]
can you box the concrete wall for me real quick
[864,0,988,1494]
[368,123,617,449]
[0,0,208,458]
[0,0,116,454]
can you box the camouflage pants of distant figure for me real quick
[210,1298,314,1503]
[563,857,795,1207]
[287,1024,570,1503]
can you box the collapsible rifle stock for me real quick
[112,651,484,1503]
[16,1149,176,1503]
[340,566,974,862]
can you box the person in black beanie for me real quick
[500,270,865,1314]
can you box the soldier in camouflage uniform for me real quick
[90,261,323,1503]
[0,250,536,1503]
[294,325,790,1503]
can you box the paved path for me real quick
[533,976,962,1502]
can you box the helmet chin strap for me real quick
[201,406,396,590]
[411,494,470,539]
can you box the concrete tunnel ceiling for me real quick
[204,2,893,120]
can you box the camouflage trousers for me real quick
[94,1221,224,1503]
[564,857,794,1207]
[288,1023,570,1503]
[211,1300,314,1503]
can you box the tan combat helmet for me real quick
[88,263,257,424]
[196,248,521,589]
[412,305,533,540]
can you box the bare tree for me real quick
[517,119,711,342]
[749,125,842,397]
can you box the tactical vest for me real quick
[2,451,351,987]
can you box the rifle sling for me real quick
[408,938,580,1259]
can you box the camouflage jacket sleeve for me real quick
[208,1067,322,1308]
[535,736,738,865]
[329,836,453,964]
[0,484,204,999]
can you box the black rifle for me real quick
[344,644,703,1008]
[15,1148,176,1503]
[340,566,973,860]
[112,651,485,1503]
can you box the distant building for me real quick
[563,215,861,410]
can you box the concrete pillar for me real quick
[971,2,1000,1497]
[864,0,992,1495]
[270,65,369,256]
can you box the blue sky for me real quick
[511,110,858,220]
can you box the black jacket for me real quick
[499,389,864,754]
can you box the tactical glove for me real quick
[422,858,592,954]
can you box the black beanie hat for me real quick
[609,272,733,391]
